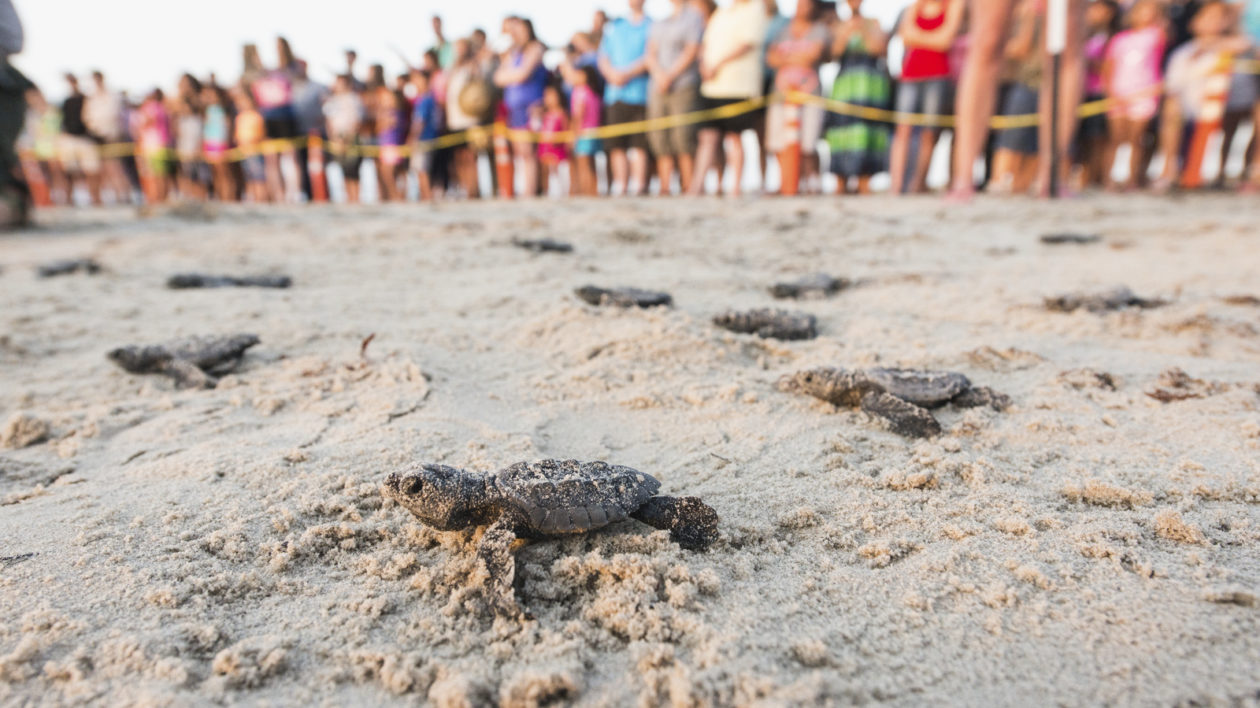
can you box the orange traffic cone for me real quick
[494,104,514,199]
[308,132,328,203]
[778,95,802,196]
[1181,54,1231,189]
[22,159,51,207]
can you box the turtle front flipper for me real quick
[632,496,719,551]
[159,358,217,390]
[951,385,1011,411]
[477,518,524,619]
[859,391,942,438]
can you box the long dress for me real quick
[824,29,891,178]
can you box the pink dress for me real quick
[1106,27,1164,120]
[537,110,568,163]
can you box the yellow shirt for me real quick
[700,0,769,99]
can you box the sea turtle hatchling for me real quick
[713,308,818,340]
[769,273,850,300]
[383,459,718,617]
[778,367,1010,438]
[1044,285,1165,313]
[108,333,260,389]
[167,273,292,289]
[512,237,573,253]
[37,258,101,278]
[575,286,673,308]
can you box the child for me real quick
[1102,0,1165,191]
[376,85,408,202]
[408,71,443,201]
[568,64,602,197]
[201,86,235,202]
[323,75,364,203]
[891,0,963,194]
[1161,1,1251,189]
[990,0,1042,194]
[232,88,269,203]
[537,84,570,197]
[174,97,205,201]
[1078,0,1121,189]
[137,89,171,204]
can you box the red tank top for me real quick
[901,7,951,81]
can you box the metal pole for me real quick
[1049,53,1061,199]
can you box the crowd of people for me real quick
[14,0,1260,207]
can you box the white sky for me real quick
[13,0,908,99]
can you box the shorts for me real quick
[242,154,266,183]
[262,107,298,140]
[1226,71,1259,113]
[647,85,700,156]
[144,152,169,178]
[895,78,953,123]
[764,96,825,156]
[178,157,206,182]
[57,134,102,174]
[603,102,649,152]
[379,143,405,168]
[994,83,1038,155]
[698,95,763,135]
[1077,92,1108,142]
[574,137,602,157]
[203,141,229,163]
[411,150,434,176]
[330,136,363,180]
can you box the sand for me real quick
[1,195,1258,706]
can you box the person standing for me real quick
[599,0,653,195]
[688,0,769,196]
[824,0,891,194]
[494,16,548,197]
[58,74,102,205]
[291,60,328,201]
[890,0,963,195]
[646,0,704,194]
[765,0,830,193]
[323,74,365,203]
[0,0,31,224]
[445,39,484,198]
[83,71,131,203]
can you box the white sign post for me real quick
[1046,0,1067,198]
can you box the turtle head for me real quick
[383,464,484,530]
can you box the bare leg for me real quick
[687,128,721,195]
[656,154,675,196]
[950,0,1018,199]
[1126,119,1151,189]
[677,152,694,193]
[609,148,628,195]
[476,518,522,618]
[911,129,940,192]
[724,132,744,197]
[628,147,648,195]
[889,123,913,195]
[631,496,719,550]
[1155,99,1183,190]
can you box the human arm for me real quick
[700,42,755,81]
[899,0,964,53]
[493,43,544,87]
[854,18,889,56]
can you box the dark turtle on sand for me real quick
[713,308,817,340]
[38,259,101,278]
[167,273,292,289]
[108,334,260,389]
[383,459,718,617]
[575,286,672,308]
[769,273,849,300]
[778,367,1010,438]
[512,237,573,253]
[1040,233,1101,245]
[1044,286,1165,313]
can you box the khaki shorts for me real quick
[647,85,700,157]
[57,134,102,174]
[764,97,825,156]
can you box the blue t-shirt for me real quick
[412,94,441,141]
[600,16,652,106]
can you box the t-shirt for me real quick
[650,7,705,90]
[902,5,951,81]
[251,71,292,111]
[769,22,829,93]
[83,90,125,142]
[203,104,229,145]
[235,109,264,145]
[571,83,602,130]
[412,93,442,140]
[1242,0,1260,43]
[61,94,87,136]
[176,114,202,157]
[600,15,653,105]
[292,80,329,135]
[322,93,364,138]
[1105,27,1164,99]
[701,0,770,99]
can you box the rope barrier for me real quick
[23,80,1219,163]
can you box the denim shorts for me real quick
[895,78,953,122]
[994,83,1039,155]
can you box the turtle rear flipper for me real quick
[859,391,941,438]
[952,385,1011,411]
[161,359,217,389]
[477,518,524,619]
[632,496,718,551]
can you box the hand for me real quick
[700,62,717,81]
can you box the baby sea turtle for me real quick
[167,273,292,289]
[769,273,849,300]
[38,258,101,278]
[1044,286,1165,313]
[512,237,573,253]
[713,308,817,340]
[108,333,260,389]
[1040,232,1101,245]
[575,286,673,308]
[778,367,1010,438]
[383,459,718,617]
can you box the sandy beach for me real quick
[1,195,1258,706]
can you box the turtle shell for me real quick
[489,459,661,535]
[862,368,971,408]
